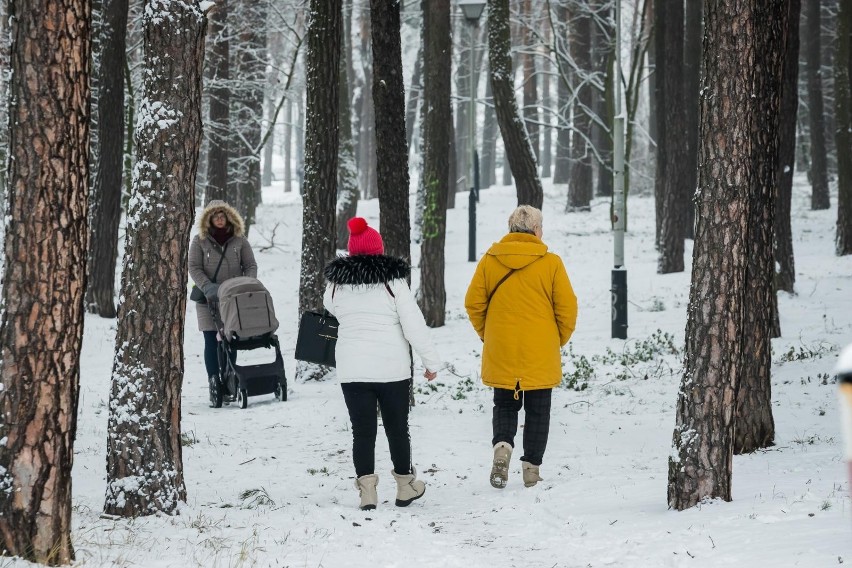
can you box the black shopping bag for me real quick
[294,311,338,367]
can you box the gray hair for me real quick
[507,205,543,234]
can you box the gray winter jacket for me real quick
[188,201,258,331]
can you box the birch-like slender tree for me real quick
[105,0,207,517]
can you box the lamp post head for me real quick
[458,0,486,25]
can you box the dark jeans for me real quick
[341,379,413,477]
[203,331,236,378]
[492,386,552,466]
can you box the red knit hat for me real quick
[347,217,384,256]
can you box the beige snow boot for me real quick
[521,461,543,488]
[391,468,426,507]
[490,442,513,488]
[355,474,379,510]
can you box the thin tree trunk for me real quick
[683,0,702,238]
[448,111,457,209]
[552,3,571,184]
[775,0,801,293]
[488,0,543,208]
[418,0,451,327]
[522,0,539,161]
[405,39,423,152]
[371,0,410,261]
[541,62,552,179]
[297,0,341,380]
[205,0,230,203]
[0,0,91,562]
[105,0,205,518]
[593,0,614,197]
[86,0,129,319]
[836,0,852,256]
[657,0,688,274]
[284,99,293,192]
[805,0,830,210]
[567,1,593,211]
[337,0,359,248]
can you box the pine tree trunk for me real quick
[541,64,552,179]
[0,0,91,561]
[418,0,451,327]
[371,0,411,262]
[775,0,801,292]
[337,0,359,249]
[567,1,593,211]
[455,21,471,195]
[86,0,129,319]
[0,3,9,211]
[836,0,852,256]
[653,0,666,248]
[297,0,341,380]
[284,99,293,192]
[735,1,788,455]
[448,113,457,209]
[668,0,787,510]
[206,0,230,203]
[657,0,688,274]
[647,0,658,152]
[488,0,542,208]
[104,0,205,518]
[805,0,830,210]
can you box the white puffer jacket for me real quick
[323,255,442,383]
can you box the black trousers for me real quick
[341,379,413,477]
[492,386,552,466]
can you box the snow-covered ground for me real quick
[53,175,851,567]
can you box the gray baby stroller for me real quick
[207,276,287,409]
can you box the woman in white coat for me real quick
[323,217,442,511]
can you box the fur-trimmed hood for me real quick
[324,254,410,286]
[198,200,246,238]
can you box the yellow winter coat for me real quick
[464,233,578,392]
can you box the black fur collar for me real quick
[324,255,410,285]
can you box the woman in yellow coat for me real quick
[464,205,578,489]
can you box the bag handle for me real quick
[210,248,226,283]
[486,269,516,303]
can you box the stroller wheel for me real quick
[275,379,287,402]
[209,376,223,408]
[237,388,248,409]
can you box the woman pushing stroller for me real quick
[188,200,257,402]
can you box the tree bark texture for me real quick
[229,1,267,228]
[735,1,789,454]
[371,0,411,263]
[488,0,542,209]
[205,0,230,203]
[104,0,206,518]
[668,0,786,510]
[775,0,801,292]
[86,0,129,319]
[836,0,852,256]
[656,0,688,274]
[805,0,830,210]
[567,1,593,211]
[405,39,423,152]
[299,0,340,325]
[418,0,451,327]
[0,0,91,562]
